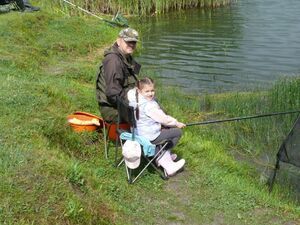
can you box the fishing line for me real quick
[186,110,300,127]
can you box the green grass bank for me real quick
[1,2,300,225]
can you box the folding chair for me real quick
[115,96,169,184]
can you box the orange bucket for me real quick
[67,111,103,132]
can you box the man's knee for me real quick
[100,106,118,123]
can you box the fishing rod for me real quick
[186,109,300,127]
[62,0,128,27]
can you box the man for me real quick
[15,0,40,12]
[96,28,141,122]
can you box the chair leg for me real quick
[103,124,113,160]
[126,166,132,184]
[145,155,169,180]
[115,137,119,167]
[117,158,124,168]
[131,156,158,183]
[160,170,169,180]
[131,142,168,184]
[115,137,126,167]
[103,125,108,159]
[149,160,169,180]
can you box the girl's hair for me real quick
[135,77,154,120]
[137,77,154,90]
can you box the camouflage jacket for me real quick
[96,42,141,108]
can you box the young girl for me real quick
[127,77,186,176]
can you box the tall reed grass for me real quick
[55,0,233,16]
[198,77,300,156]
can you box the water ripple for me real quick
[136,0,300,93]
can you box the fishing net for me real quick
[277,115,300,167]
[269,114,300,192]
[111,12,128,27]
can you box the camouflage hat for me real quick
[119,28,139,42]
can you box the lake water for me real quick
[134,0,300,94]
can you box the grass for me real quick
[196,79,300,156]
[1,2,300,225]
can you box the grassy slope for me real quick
[1,3,300,225]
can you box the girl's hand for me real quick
[176,122,186,128]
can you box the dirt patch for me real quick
[211,213,225,225]
[165,170,192,205]
[284,221,300,225]
[163,170,202,225]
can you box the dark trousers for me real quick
[151,128,182,153]
[12,0,25,10]
[99,105,118,123]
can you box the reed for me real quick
[198,77,300,156]
[56,0,234,16]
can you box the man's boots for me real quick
[23,0,39,11]
[157,151,185,176]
